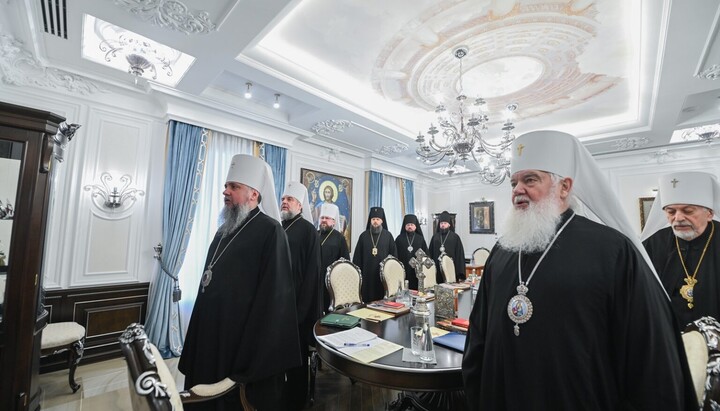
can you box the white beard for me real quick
[498,190,565,253]
[672,223,700,241]
[218,202,252,237]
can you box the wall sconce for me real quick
[244,82,252,99]
[416,211,428,226]
[84,172,145,210]
[153,243,163,260]
[53,122,81,163]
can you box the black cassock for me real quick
[283,214,321,410]
[644,220,720,330]
[318,228,350,311]
[353,229,397,302]
[429,230,466,282]
[180,208,302,410]
[395,232,428,290]
[283,214,322,350]
[462,212,697,411]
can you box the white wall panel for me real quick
[86,215,130,275]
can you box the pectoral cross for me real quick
[516,143,525,156]
[671,178,679,188]
[410,249,434,293]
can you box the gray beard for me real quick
[281,210,299,221]
[320,225,332,234]
[218,203,252,237]
[370,225,382,234]
[498,190,564,253]
[672,225,700,241]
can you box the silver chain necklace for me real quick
[405,232,416,252]
[507,212,575,336]
[201,211,260,293]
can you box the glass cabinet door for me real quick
[0,139,24,323]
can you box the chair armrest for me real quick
[181,377,236,403]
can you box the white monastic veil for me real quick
[510,130,668,299]
[640,171,720,242]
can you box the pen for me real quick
[343,342,370,347]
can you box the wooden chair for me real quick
[119,323,254,411]
[439,252,456,283]
[40,322,86,393]
[682,316,720,408]
[325,257,363,310]
[379,255,406,298]
[472,247,490,266]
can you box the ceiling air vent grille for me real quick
[40,0,68,39]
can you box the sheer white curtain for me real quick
[382,174,404,236]
[177,130,253,336]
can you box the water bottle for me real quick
[395,280,404,302]
[402,280,411,306]
[419,322,435,362]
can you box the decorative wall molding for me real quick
[0,33,104,95]
[113,0,217,35]
[311,119,353,136]
[375,143,408,156]
[610,137,650,151]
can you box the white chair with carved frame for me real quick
[439,252,456,283]
[420,260,438,290]
[40,321,86,393]
[325,257,363,311]
[682,316,720,408]
[472,247,490,267]
[379,255,406,299]
[119,323,255,411]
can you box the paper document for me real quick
[347,308,393,322]
[340,339,403,364]
[316,327,378,348]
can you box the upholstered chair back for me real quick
[379,255,406,298]
[439,253,456,283]
[683,317,720,407]
[472,247,490,266]
[326,258,363,310]
[421,262,438,290]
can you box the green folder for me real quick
[320,313,361,329]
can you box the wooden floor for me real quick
[305,364,404,411]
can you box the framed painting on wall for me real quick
[639,196,655,231]
[469,201,495,234]
[301,168,353,251]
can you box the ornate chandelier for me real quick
[415,46,518,184]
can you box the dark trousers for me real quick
[285,363,309,410]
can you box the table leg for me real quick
[388,390,467,411]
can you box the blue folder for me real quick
[433,332,466,352]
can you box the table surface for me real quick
[314,290,473,392]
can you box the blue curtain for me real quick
[263,143,287,205]
[368,171,383,208]
[403,179,415,215]
[145,120,206,358]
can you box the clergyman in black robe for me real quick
[641,171,720,330]
[353,206,397,302]
[429,210,466,282]
[180,154,301,410]
[462,131,696,411]
[280,182,322,410]
[317,203,349,311]
[394,214,428,290]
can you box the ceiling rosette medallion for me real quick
[372,2,621,125]
[113,0,217,35]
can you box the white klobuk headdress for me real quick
[510,130,667,298]
[640,171,720,241]
[319,203,342,232]
[283,181,313,224]
[226,154,280,221]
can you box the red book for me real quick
[451,318,469,328]
[382,301,405,308]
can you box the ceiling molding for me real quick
[311,119,353,136]
[0,33,105,95]
[112,0,217,35]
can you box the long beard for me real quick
[370,225,382,234]
[281,210,299,221]
[499,190,564,253]
[218,203,252,237]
